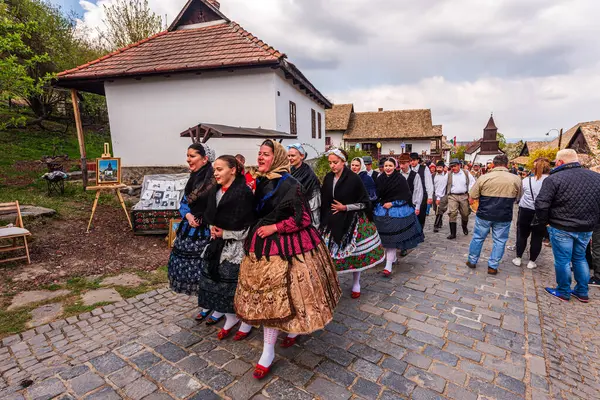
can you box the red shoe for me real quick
[351,291,361,299]
[233,329,251,341]
[217,328,233,340]
[253,364,271,380]
[280,336,297,348]
[381,269,391,277]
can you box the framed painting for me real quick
[96,158,121,185]
[168,218,182,248]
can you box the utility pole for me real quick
[558,128,563,149]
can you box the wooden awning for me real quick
[180,123,297,143]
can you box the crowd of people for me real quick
[167,142,600,381]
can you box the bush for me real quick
[527,148,557,170]
[314,147,371,181]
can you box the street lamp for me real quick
[546,128,563,149]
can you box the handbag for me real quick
[529,178,542,229]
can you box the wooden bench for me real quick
[0,201,31,264]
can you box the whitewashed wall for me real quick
[345,140,432,155]
[326,131,345,149]
[464,148,481,163]
[104,68,326,167]
[274,71,326,160]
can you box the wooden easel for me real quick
[86,184,133,233]
[86,143,132,232]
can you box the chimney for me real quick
[207,0,220,9]
[378,108,384,112]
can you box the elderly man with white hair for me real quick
[535,149,600,303]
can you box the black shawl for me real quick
[184,163,215,219]
[291,162,320,198]
[376,170,413,205]
[247,173,317,260]
[202,175,255,282]
[320,166,371,246]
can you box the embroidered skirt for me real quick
[234,242,341,335]
[167,229,209,297]
[324,216,385,274]
[374,211,425,250]
[197,259,240,314]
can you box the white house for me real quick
[55,0,331,169]
[464,115,504,165]
[325,105,444,162]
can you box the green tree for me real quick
[314,147,370,181]
[452,145,466,161]
[100,0,162,50]
[503,140,524,161]
[497,132,507,150]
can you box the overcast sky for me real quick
[55,0,600,142]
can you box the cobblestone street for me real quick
[2,218,600,400]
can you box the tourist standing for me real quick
[536,150,600,302]
[200,156,255,340]
[287,143,321,227]
[363,156,379,180]
[235,140,341,379]
[512,158,551,270]
[432,161,447,233]
[409,153,434,230]
[466,155,522,275]
[436,159,476,239]
[350,157,378,201]
[321,149,385,298]
[168,143,216,321]
[374,158,424,276]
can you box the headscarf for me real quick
[255,140,290,180]
[327,148,347,162]
[352,157,367,174]
[184,143,216,218]
[287,143,307,157]
[352,157,377,201]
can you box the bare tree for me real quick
[100,0,162,50]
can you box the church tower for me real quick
[479,114,501,155]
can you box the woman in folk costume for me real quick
[320,149,385,299]
[235,140,341,380]
[199,155,255,341]
[287,143,321,227]
[350,157,378,202]
[168,143,216,320]
[374,158,425,276]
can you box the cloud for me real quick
[74,0,600,142]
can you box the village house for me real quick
[54,0,331,172]
[463,115,504,165]
[514,121,600,170]
[325,105,446,161]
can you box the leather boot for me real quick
[433,215,442,232]
[462,220,469,235]
[447,222,457,240]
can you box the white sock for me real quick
[287,333,299,339]
[385,248,396,272]
[211,311,224,319]
[258,328,278,367]
[199,308,210,314]
[223,313,240,330]
[352,271,361,293]
[238,322,253,334]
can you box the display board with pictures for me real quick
[133,174,189,211]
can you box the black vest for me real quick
[407,170,417,195]
[416,165,427,198]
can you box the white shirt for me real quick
[519,175,548,210]
[400,170,423,211]
[411,165,434,200]
[435,170,476,198]
[432,173,447,201]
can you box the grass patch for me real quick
[63,301,113,318]
[0,309,31,336]
[114,285,152,299]
[65,277,101,294]
[137,265,168,285]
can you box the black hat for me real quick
[449,158,460,166]
[363,156,373,165]
[409,152,420,160]
[378,158,386,167]
[518,166,524,172]
[436,160,445,167]
[425,160,432,166]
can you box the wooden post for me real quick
[558,128,564,149]
[71,89,88,188]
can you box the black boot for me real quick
[433,215,442,232]
[462,220,469,235]
[447,222,457,239]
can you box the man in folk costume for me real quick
[436,159,476,239]
[432,160,447,233]
[409,153,434,231]
[363,156,379,181]
[471,163,483,180]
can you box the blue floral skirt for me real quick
[168,229,209,297]
[374,212,424,250]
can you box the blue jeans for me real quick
[548,226,592,298]
[468,217,512,270]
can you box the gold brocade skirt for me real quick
[234,243,342,334]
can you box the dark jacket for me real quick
[469,167,522,222]
[535,163,600,232]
